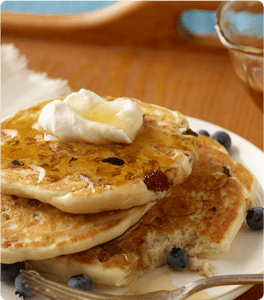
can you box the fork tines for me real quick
[21,270,112,300]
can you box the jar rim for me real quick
[215,1,263,56]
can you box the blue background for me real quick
[1,1,217,35]
[1,1,117,14]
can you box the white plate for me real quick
[1,117,263,300]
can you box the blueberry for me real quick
[1,262,25,285]
[12,160,24,166]
[15,273,35,299]
[197,130,210,137]
[67,274,94,291]
[167,247,190,271]
[246,207,263,231]
[102,157,125,166]
[222,166,232,177]
[211,131,231,151]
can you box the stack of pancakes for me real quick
[1,96,257,287]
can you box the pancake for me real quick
[1,97,199,214]
[1,194,155,264]
[29,135,257,286]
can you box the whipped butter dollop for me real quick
[38,89,143,144]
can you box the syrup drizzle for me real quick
[1,101,198,191]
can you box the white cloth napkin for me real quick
[1,44,72,119]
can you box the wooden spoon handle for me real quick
[2,1,222,48]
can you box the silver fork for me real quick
[21,270,263,300]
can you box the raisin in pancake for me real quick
[1,97,199,214]
[29,135,257,286]
[1,193,155,264]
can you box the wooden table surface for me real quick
[1,2,263,299]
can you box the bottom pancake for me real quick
[28,135,257,287]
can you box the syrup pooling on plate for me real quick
[1,99,198,192]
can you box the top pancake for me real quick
[29,135,257,286]
[1,97,199,214]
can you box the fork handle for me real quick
[180,273,263,300]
